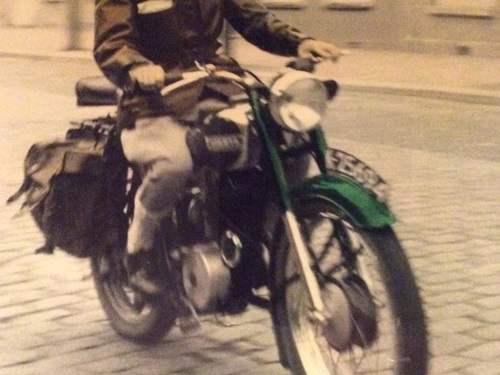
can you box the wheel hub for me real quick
[341,274,378,347]
[321,274,378,351]
[321,282,353,351]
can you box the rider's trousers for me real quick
[121,116,194,254]
[120,115,320,254]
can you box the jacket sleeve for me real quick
[94,0,152,88]
[222,0,310,57]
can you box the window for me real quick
[261,0,307,9]
[321,0,375,10]
[430,0,496,18]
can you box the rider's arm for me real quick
[94,0,155,89]
[223,0,308,57]
[223,0,344,61]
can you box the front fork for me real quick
[282,210,327,322]
[250,90,327,322]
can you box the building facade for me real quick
[261,0,500,57]
[0,0,499,57]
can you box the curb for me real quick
[339,81,500,106]
[2,49,499,106]
[248,69,500,106]
[0,50,93,61]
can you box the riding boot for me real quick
[126,201,163,295]
[126,250,163,296]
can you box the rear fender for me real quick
[292,174,396,228]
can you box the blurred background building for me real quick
[0,0,499,60]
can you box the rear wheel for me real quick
[91,246,177,344]
[271,199,428,375]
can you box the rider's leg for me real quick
[121,116,193,294]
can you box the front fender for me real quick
[292,174,396,228]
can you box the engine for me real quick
[181,230,243,312]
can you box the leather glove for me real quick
[128,63,165,91]
[298,39,347,62]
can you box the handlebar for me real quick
[159,57,327,97]
[160,62,247,97]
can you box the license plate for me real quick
[326,148,390,202]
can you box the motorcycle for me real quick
[80,59,428,375]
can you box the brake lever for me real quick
[286,58,316,73]
[195,61,246,85]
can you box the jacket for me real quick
[93,0,310,121]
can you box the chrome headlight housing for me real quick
[269,71,328,133]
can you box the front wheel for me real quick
[91,247,177,344]
[271,200,428,375]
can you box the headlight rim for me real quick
[268,70,328,133]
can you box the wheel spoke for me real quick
[284,271,301,288]
[277,201,427,375]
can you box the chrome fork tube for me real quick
[283,210,325,322]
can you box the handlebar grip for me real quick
[164,71,183,86]
[286,58,316,73]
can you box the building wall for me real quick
[254,0,500,56]
[0,0,499,57]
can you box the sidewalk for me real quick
[0,25,499,105]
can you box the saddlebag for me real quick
[7,116,128,258]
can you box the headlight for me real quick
[269,71,328,132]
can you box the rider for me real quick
[93,0,344,297]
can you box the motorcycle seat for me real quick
[75,75,119,106]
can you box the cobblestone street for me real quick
[1,55,499,374]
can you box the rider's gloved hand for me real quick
[128,63,165,91]
[298,39,347,62]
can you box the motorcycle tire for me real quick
[271,199,428,375]
[91,248,177,344]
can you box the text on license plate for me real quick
[326,148,390,202]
